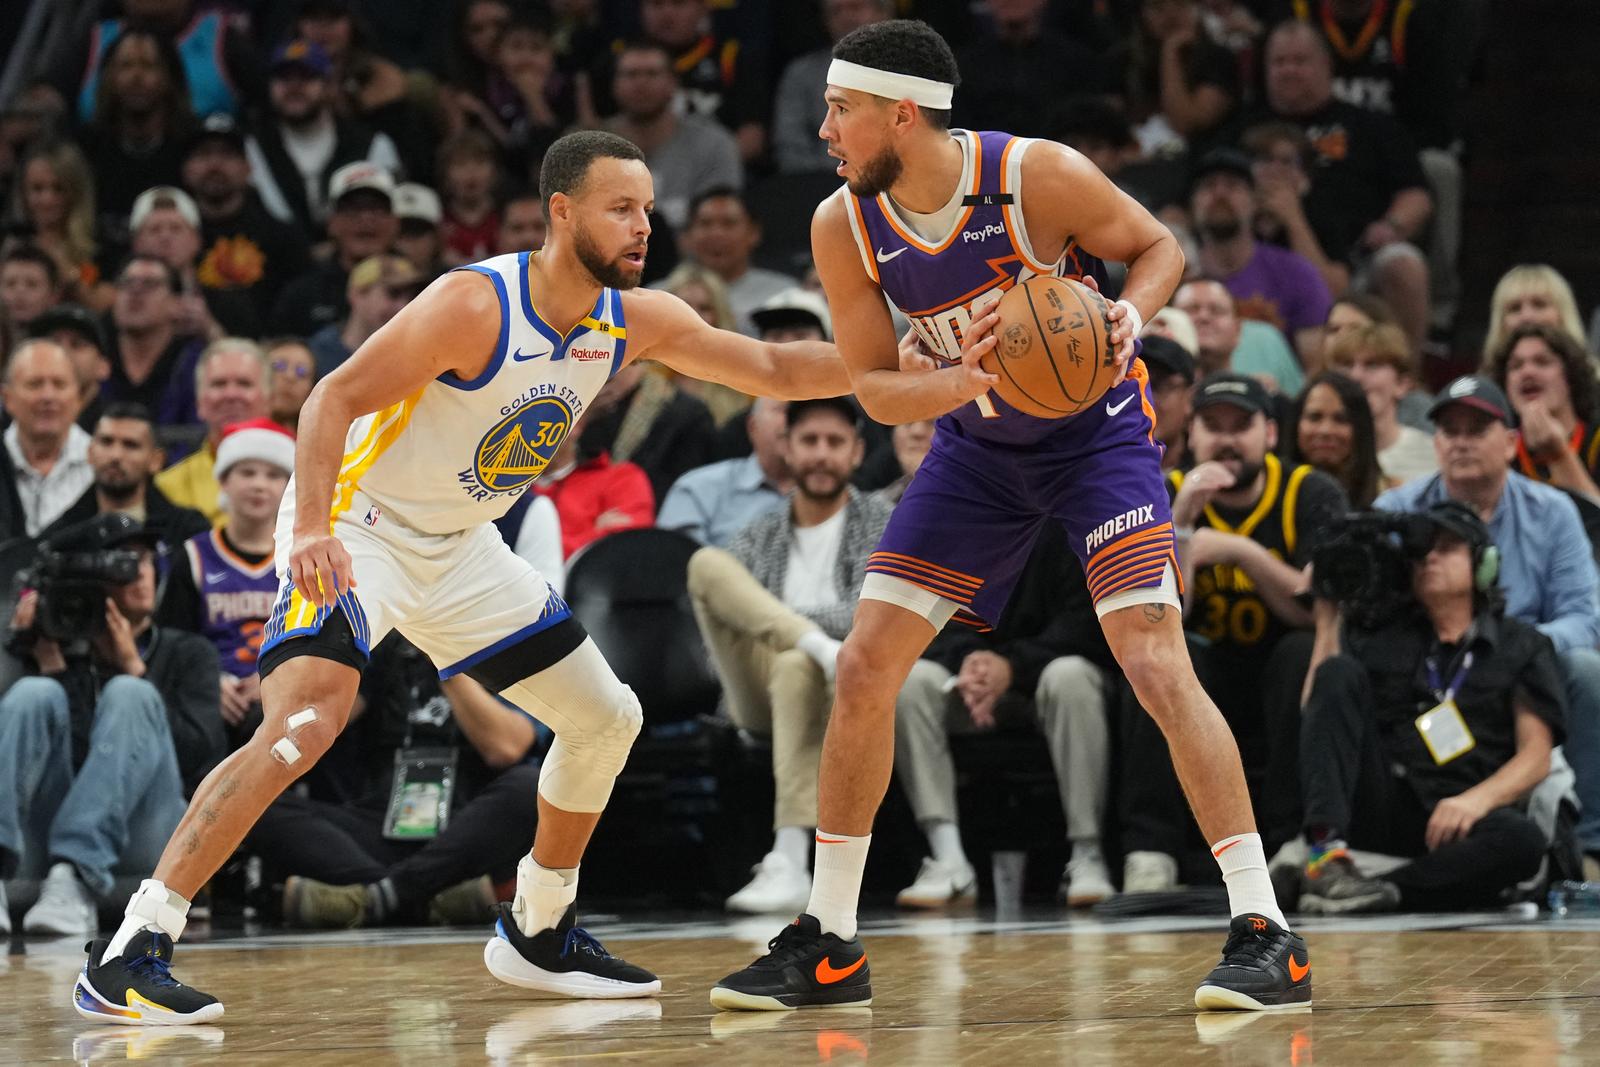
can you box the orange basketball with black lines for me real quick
[981,275,1115,418]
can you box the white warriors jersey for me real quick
[327,251,626,535]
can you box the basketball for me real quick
[982,276,1116,418]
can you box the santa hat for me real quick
[214,419,295,479]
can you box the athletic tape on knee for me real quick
[270,706,320,768]
[126,878,189,940]
[535,686,643,812]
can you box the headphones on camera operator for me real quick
[1423,500,1500,594]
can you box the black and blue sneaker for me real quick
[484,903,660,998]
[73,932,224,1025]
[710,914,872,1011]
[1194,914,1313,1011]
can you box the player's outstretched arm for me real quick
[622,288,853,400]
[289,272,501,607]
[811,194,997,425]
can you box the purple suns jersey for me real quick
[183,529,277,678]
[841,129,1109,448]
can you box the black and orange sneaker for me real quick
[710,914,871,1011]
[73,932,224,1025]
[1193,914,1312,1012]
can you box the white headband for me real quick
[826,59,953,110]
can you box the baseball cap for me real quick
[786,396,863,432]
[1427,375,1516,427]
[1422,499,1492,552]
[1192,372,1273,416]
[1139,335,1194,384]
[29,304,105,351]
[130,186,201,232]
[270,38,332,78]
[751,287,832,341]
[393,183,443,225]
[328,161,395,208]
[1189,148,1255,193]
[348,254,424,294]
[215,419,296,479]
[187,112,246,156]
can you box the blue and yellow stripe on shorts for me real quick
[258,389,422,658]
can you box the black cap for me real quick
[1192,372,1273,416]
[1427,375,1516,427]
[1139,335,1195,384]
[1189,148,1255,193]
[28,303,105,351]
[187,112,246,156]
[1423,500,1492,552]
[786,396,863,433]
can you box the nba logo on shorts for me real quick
[364,505,382,527]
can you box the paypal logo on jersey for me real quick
[962,223,1007,244]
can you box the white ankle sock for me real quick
[1212,832,1288,928]
[924,821,968,869]
[806,830,870,939]
[513,856,578,936]
[795,630,842,682]
[105,880,191,961]
[773,825,812,871]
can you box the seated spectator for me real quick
[687,398,893,913]
[658,263,748,427]
[1376,376,1600,865]
[245,39,402,236]
[154,338,272,523]
[874,418,935,502]
[637,0,768,162]
[1140,335,1197,471]
[103,255,205,431]
[182,115,312,332]
[1241,22,1433,348]
[1244,121,1349,301]
[0,515,223,936]
[1322,291,1431,427]
[679,189,799,337]
[535,429,655,560]
[772,0,894,175]
[270,162,400,337]
[1295,503,1559,913]
[1189,149,1331,364]
[1485,325,1600,503]
[308,255,425,376]
[895,521,1118,909]
[1111,0,1240,154]
[1285,371,1381,508]
[128,186,256,339]
[158,421,292,750]
[954,0,1106,141]
[80,28,197,240]
[1482,264,1588,364]
[249,632,540,928]
[2,340,91,538]
[1324,322,1436,487]
[1175,278,1304,394]
[715,288,839,457]
[576,359,716,506]
[495,188,547,255]
[658,398,792,547]
[28,304,111,431]
[41,403,209,552]
[6,140,103,303]
[1123,373,1347,890]
[265,337,317,433]
[437,130,502,266]
[444,13,567,174]
[601,41,741,234]
[0,244,63,355]
[393,183,447,278]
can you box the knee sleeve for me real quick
[533,683,644,813]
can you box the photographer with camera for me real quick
[1295,502,1562,913]
[0,514,223,936]
[1375,375,1600,869]
[1120,373,1348,893]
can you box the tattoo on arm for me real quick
[1142,604,1168,624]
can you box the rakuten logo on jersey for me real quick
[961,223,1006,244]
[568,347,611,362]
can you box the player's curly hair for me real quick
[832,20,961,130]
[539,131,646,214]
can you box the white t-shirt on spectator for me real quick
[1379,425,1438,486]
[782,508,846,613]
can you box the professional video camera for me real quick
[1309,511,1437,629]
[18,514,148,642]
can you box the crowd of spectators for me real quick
[4,0,1596,936]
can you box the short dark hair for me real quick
[787,396,863,435]
[831,20,960,130]
[615,37,673,67]
[538,131,646,215]
[96,401,158,437]
[0,243,59,288]
[687,186,749,226]
[117,253,183,294]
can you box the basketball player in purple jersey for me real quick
[712,21,1311,1014]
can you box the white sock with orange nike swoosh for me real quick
[807,830,871,940]
[1211,832,1289,929]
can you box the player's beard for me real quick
[846,143,904,198]
[574,221,644,290]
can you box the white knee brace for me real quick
[535,684,644,813]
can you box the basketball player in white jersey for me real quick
[72,131,852,1025]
